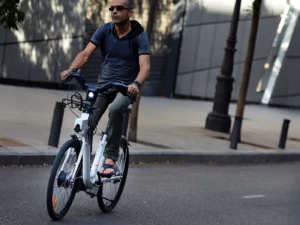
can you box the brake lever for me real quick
[62,75,72,84]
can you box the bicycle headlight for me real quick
[88,92,94,99]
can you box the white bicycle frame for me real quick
[66,112,122,191]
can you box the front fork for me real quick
[69,112,95,189]
[90,134,107,182]
[69,112,123,190]
[72,133,106,189]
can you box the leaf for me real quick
[0,0,25,30]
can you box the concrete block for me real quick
[55,38,84,82]
[254,17,280,59]
[271,58,300,107]
[286,20,300,57]
[272,59,295,96]
[0,28,6,43]
[211,22,231,67]
[247,59,265,102]
[201,0,221,23]
[61,0,87,36]
[217,0,235,22]
[34,0,87,39]
[185,0,203,25]
[231,64,243,101]
[175,73,194,96]
[43,155,56,166]
[234,20,248,63]
[195,24,216,70]
[240,20,252,61]
[191,70,209,97]
[4,0,87,42]
[5,1,36,42]
[18,155,44,166]
[178,26,201,74]
[3,151,300,166]
[2,43,30,80]
[28,41,58,82]
[0,154,19,166]
[205,68,219,98]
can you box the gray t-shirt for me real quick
[90,20,150,85]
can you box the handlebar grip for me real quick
[61,68,78,84]
[61,75,71,84]
[127,93,136,103]
[71,68,78,73]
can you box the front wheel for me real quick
[46,139,81,220]
[97,138,129,212]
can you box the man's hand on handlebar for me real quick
[60,70,70,80]
[127,83,139,96]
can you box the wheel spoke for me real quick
[102,196,114,203]
[51,147,78,213]
[99,147,128,209]
[47,140,82,220]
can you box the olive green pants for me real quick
[90,88,132,161]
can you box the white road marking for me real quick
[242,195,266,199]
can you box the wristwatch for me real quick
[133,80,141,88]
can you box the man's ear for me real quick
[129,10,134,17]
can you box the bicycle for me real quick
[46,70,134,220]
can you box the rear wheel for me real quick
[97,138,129,212]
[46,139,81,220]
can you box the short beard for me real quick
[114,18,129,26]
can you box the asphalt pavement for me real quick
[1,163,300,225]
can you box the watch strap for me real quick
[133,80,141,88]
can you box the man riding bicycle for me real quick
[60,0,150,176]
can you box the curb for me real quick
[1,151,300,166]
[129,152,300,164]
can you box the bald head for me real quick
[125,0,134,9]
[111,0,134,9]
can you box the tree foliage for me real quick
[0,0,25,30]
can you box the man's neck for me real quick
[115,21,131,38]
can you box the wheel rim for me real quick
[52,147,78,214]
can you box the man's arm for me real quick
[128,54,150,96]
[135,54,150,85]
[60,42,97,78]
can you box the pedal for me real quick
[85,190,96,198]
[85,186,99,198]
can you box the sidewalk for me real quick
[1,83,300,165]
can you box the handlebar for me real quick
[62,69,86,87]
[62,69,135,102]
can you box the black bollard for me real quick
[278,119,290,149]
[230,116,242,150]
[48,102,65,147]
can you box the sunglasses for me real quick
[109,5,131,11]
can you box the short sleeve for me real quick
[90,24,107,47]
[138,32,150,55]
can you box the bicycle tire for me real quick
[97,138,129,212]
[46,139,81,220]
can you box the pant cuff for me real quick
[104,153,119,161]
